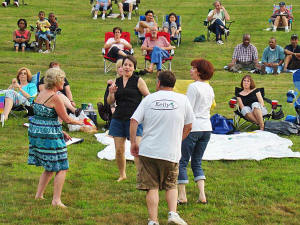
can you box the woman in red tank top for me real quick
[13,19,31,52]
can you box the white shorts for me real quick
[241,102,268,117]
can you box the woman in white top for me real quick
[103,27,132,62]
[178,59,215,205]
[207,0,230,45]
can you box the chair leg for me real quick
[104,59,107,74]
[169,61,172,71]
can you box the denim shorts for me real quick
[108,118,143,139]
[14,42,27,47]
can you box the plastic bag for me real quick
[68,112,97,133]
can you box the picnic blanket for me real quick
[96,131,300,161]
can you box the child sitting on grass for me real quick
[35,11,51,54]
[13,19,31,52]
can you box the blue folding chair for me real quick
[269,4,293,31]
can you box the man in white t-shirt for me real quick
[118,0,136,20]
[130,71,194,225]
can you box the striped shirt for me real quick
[232,43,258,63]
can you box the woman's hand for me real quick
[62,131,72,142]
[109,83,118,94]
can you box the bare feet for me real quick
[117,176,127,182]
[52,200,67,208]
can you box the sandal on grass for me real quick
[196,199,208,204]
[177,200,188,205]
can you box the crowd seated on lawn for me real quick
[134,10,157,38]
[227,34,260,73]
[103,27,133,67]
[261,37,285,74]
[284,34,300,71]
[162,12,182,39]
[39,62,82,118]
[207,0,230,45]
[1,67,37,123]
[13,19,31,52]
[141,26,175,75]
[270,1,293,32]
[237,75,267,130]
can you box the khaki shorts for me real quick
[137,156,179,191]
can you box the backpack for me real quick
[210,114,235,134]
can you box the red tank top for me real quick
[15,30,30,39]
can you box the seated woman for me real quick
[13,19,31,52]
[103,27,132,64]
[1,67,37,124]
[39,62,81,117]
[207,0,230,45]
[162,12,181,39]
[237,75,267,130]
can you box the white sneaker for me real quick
[167,212,187,225]
[38,49,43,53]
[93,15,97,20]
[285,28,290,32]
[43,50,50,54]
[128,13,131,20]
[148,220,159,225]
[102,14,105,20]
[2,2,7,7]
[14,1,19,7]
[217,40,224,45]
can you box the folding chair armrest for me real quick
[203,20,209,26]
[102,48,106,55]
[263,97,272,104]
[55,28,62,35]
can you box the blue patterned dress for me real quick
[28,103,68,172]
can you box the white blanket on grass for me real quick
[95,131,300,161]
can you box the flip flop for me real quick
[177,200,188,205]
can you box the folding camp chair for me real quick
[144,31,174,71]
[229,87,283,130]
[102,32,133,74]
[269,4,293,31]
[203,9,234,41]
[162,14,181,47]
[115,0,140,16]
[90,0,113,18]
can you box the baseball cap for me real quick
[291,34,298,40]
[279,2,285,6]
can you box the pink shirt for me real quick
[142,36,170,49]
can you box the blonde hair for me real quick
[44,68,65,90]
[116,59,123,74]
[17,67,32,83]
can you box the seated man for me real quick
[283,34,300,72]
[270,1,293,32]
[135,10,157,39]
[141,27,175,74]
[228,34,260,72]
[261,37,285,74]
[118,0,135,20]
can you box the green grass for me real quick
[0,0,300,224]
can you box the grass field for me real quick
[0,0,300,224]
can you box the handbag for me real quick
[210,114,235,134]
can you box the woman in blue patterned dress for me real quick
[28,68,83,208]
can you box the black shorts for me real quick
[122,3,136,12]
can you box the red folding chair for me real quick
[144,31,174,71]
[102,31,133,74]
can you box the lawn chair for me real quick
[144,31,174,71]
[229,87,283,130]
[203,9,234,41]
[102,32,133,74]
[269,4,293,31]
[90,0,113,18]
[162,14,181,47]
[115,0,140,16]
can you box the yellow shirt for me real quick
[37,19,50,32]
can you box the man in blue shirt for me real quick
[261,37,285,74]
